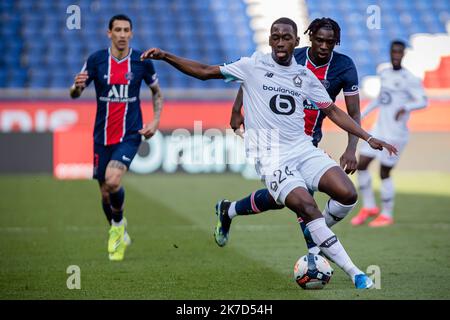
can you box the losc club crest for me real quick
[293,75,302,88]
[125,72,134,81]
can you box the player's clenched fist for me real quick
[140,48,166,60]
[139,120,159,139]
[230,110,245,138]
[74,71,89,89]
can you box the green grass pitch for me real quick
[1,172,449,299]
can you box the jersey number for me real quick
[270,166,294,192]
[269,94,296,115]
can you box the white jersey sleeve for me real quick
[303,68,333,109]
[404,76,427,111]
[361,99,379,119]
[219,53,257,83]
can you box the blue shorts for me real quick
[93,136,141,182]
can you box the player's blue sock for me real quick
[101,200,113,225]
[110,187,125,223]
[234,189,284,215]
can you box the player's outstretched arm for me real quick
[230,85,245,138]
[140,48,224,81]
[322,103,398,155]
[70,71,89,99]
[396,80,428,120]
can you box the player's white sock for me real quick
[322,199,357,227]
[307,218,363,280]
[380,177,395,218]
[358,170,377,208]
[228,202,237,219]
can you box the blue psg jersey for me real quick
[81,48,158,146]
[294,47,359,145]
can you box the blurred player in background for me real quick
[70,14,163,261]
[216,18,361,255]
[351,40,427,227]
[140,17,398,288]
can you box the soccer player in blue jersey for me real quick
[140,17,397,288]
[215,18,361,255]
[70,14,163,261]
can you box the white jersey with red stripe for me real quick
[220,51,333,161]
[363,67,427,140]
[81,48,158,146]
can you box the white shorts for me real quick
[359,137,408,167]
[256,144,339,205]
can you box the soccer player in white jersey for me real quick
[140,17,397,289]
[351,40,428,227]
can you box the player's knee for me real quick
[104,177,121,193]
[337,186,358,205]
[346,188,358,204]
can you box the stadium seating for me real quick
[0,0,254,89]
[1,0,449,89]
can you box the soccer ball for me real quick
[294,253,334,289]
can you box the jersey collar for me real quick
[108,47,133,63]
[306,47,333,68]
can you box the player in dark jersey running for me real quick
[70,14,163,261]
[215,18,361,254]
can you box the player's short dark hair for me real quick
[391,40,406,50]
[304,17,341,45]
[271,17,298,36]
[109,14,133,30]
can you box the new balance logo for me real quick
[265,72,274,78]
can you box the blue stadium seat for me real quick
[49,71,71,88]
[0,71,7,87]
[15,0,35,12]
[7,71,28,88]
[16,0,445,88]
[28,71,50,88]
[433,0,450,11]
[0,1,14,11]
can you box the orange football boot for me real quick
[350,207,379,226]
[368,214,394,227]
